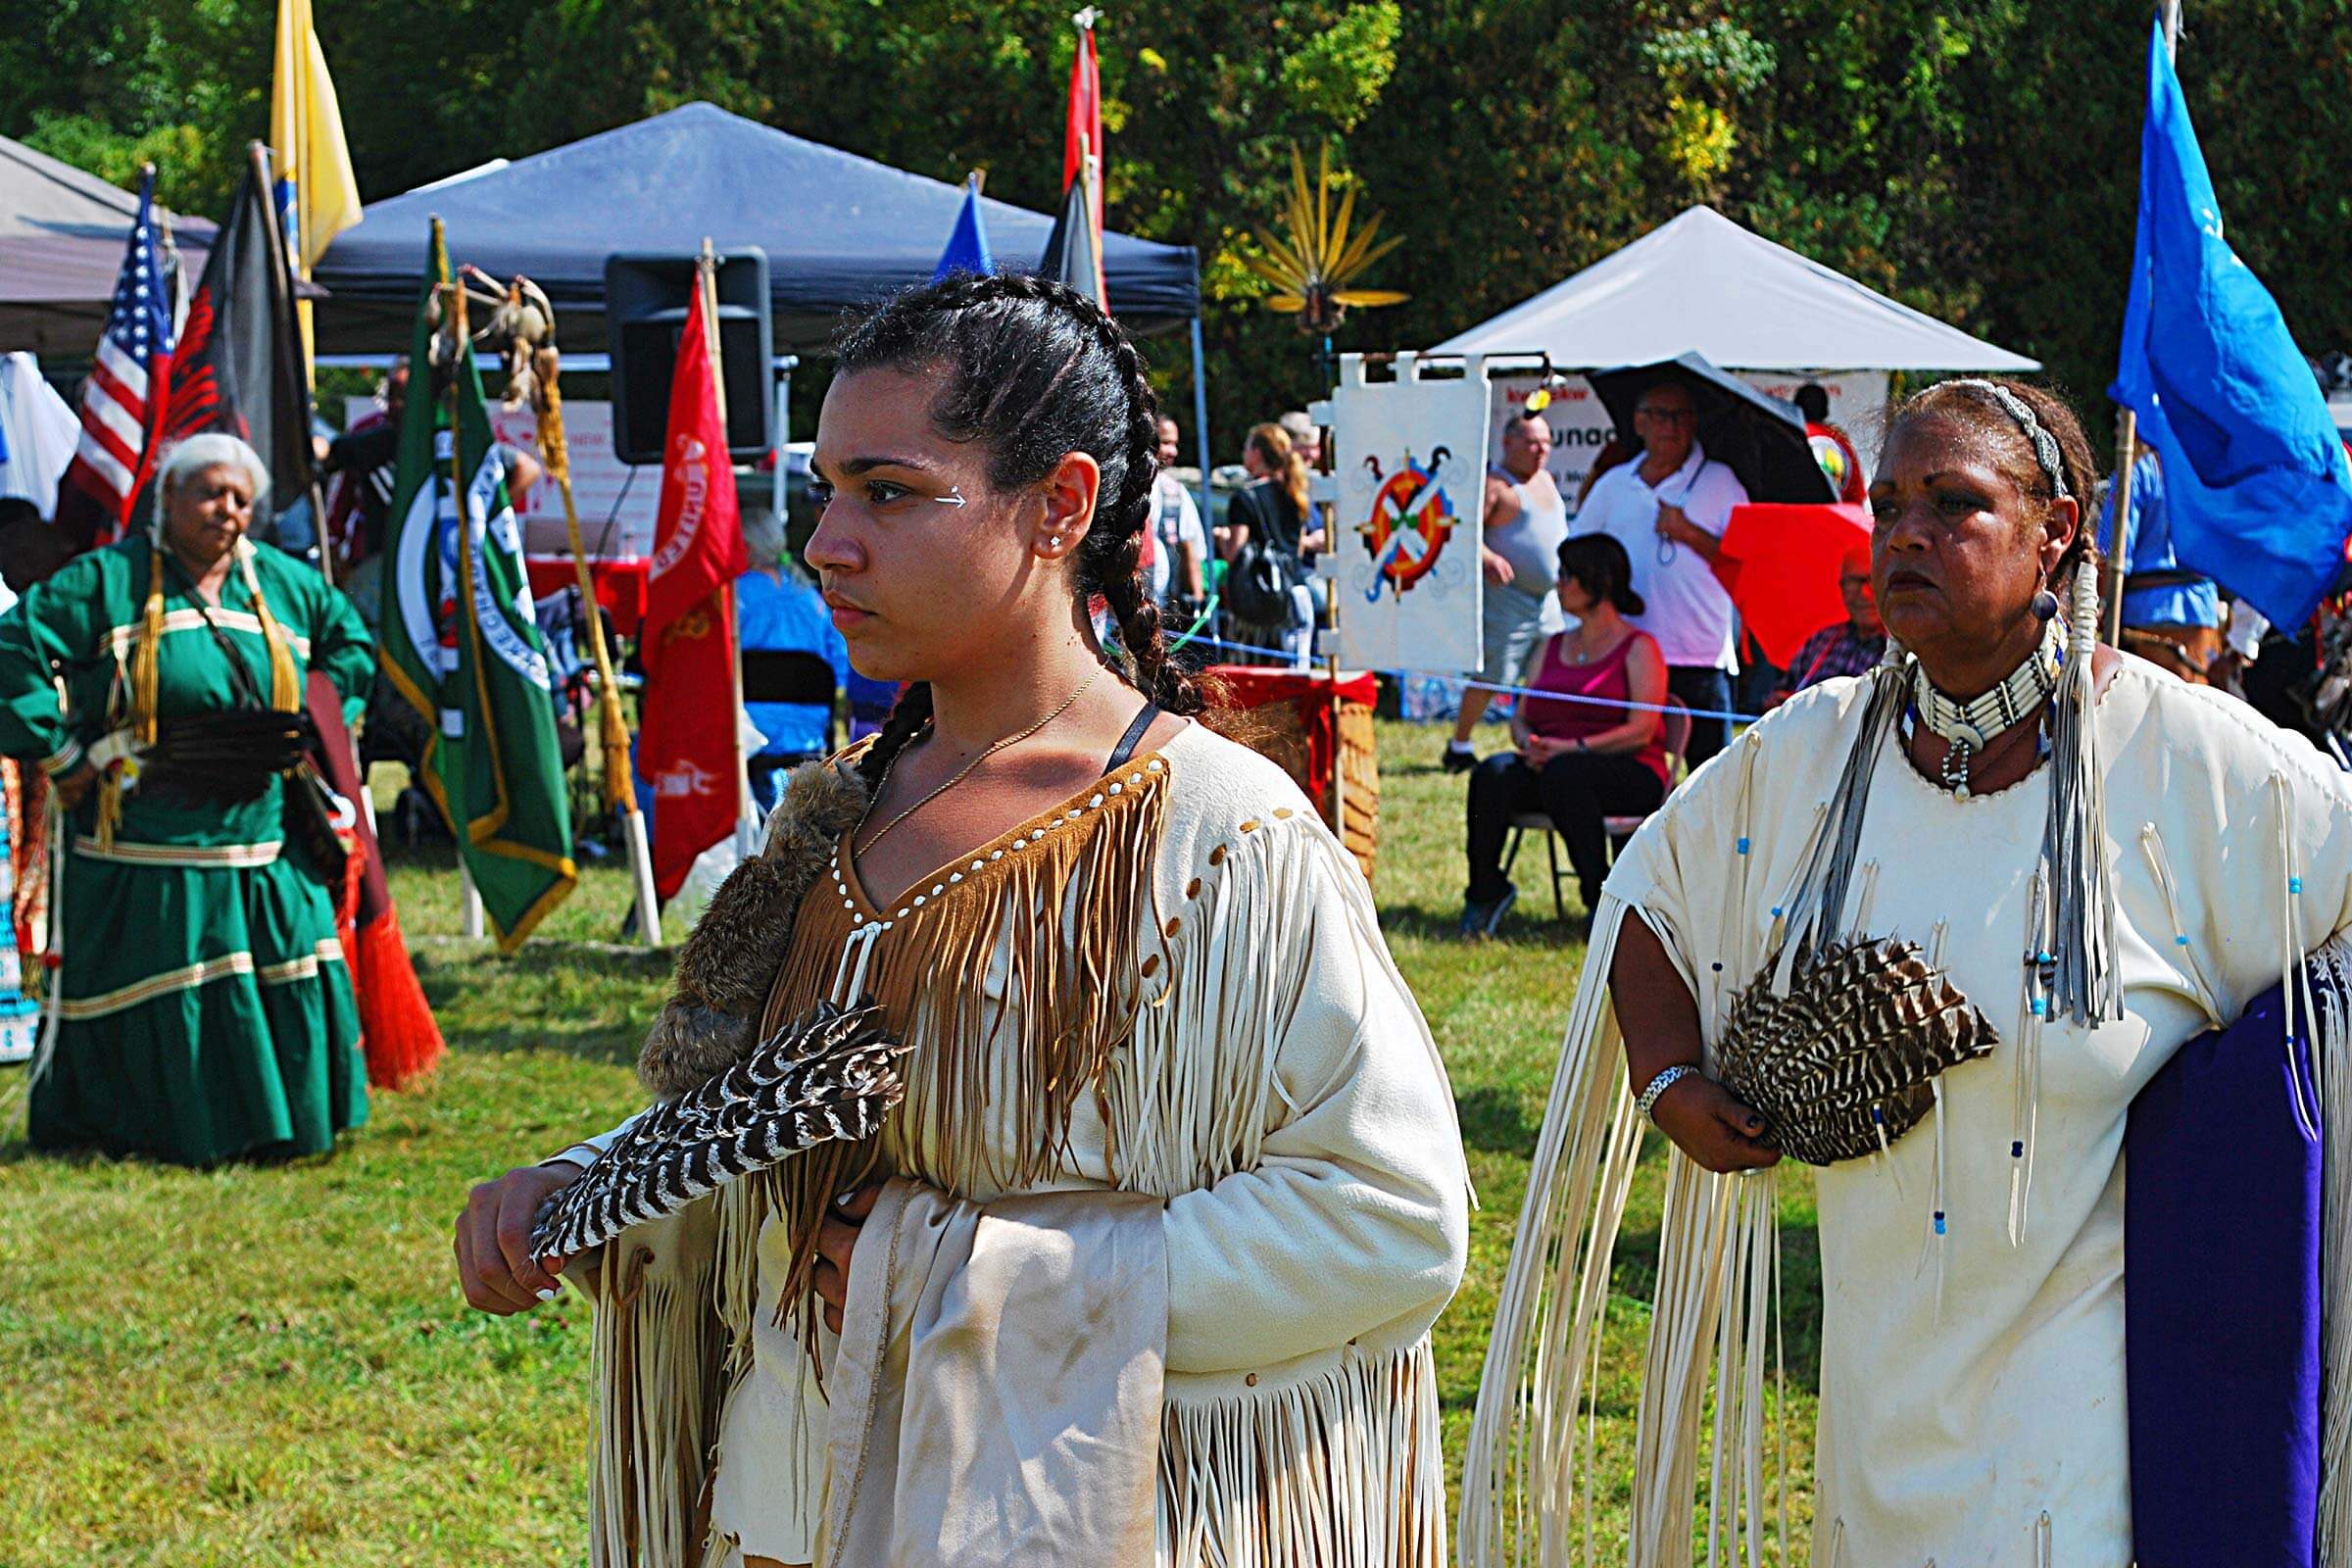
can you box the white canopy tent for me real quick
[1435,205,2037,371]
[1431,206,2038,493]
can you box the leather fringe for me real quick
[1160,1337,1447,1568]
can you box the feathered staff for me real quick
[465,268,664,945]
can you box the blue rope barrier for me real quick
[1181,632,1770,726]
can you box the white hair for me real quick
[155,432,270,509]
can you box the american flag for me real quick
[60,169,174,543]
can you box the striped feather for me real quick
[532,998,909,1258]
[1716,937,1998,1166]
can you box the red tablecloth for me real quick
[526,556,650,637]
[1203,665,1379,836]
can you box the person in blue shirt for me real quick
[736,536,849,815]
[2098,445,2224,682]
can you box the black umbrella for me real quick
[1586,351,1835,505]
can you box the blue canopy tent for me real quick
[312,102,1210,516]
[312,102,1200,350]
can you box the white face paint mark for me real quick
[935,486,967,509]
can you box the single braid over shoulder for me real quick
[836,272,1202,795]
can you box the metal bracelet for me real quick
[1636,1062,1697,1121]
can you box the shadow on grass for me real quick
[1455,1086,1540,1157]
[1377,901,1589,947]
[412,941,670,1066]
[1608,1217,1826,1398]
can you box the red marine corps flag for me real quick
[637,257,749,903]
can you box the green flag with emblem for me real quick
[378,220,576,950]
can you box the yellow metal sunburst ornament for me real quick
[1245,142,1407,336]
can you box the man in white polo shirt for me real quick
[1570,378,1747,766]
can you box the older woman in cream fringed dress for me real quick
[456,275,1469,1567]
[0,434,372,1164]
[1461,379,2352,1567]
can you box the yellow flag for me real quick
[270,0,362,271]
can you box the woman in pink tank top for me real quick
[1461,533,1670,933]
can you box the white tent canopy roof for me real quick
[1433,206,2038,373]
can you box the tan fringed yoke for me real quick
[558,721,1470,1567]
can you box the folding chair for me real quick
[1499,696,1693,920]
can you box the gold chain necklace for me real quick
[857,666,1104,858]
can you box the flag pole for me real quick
[441,222,489,938]
[534,335,662,947]
[251,140,335,587]
[2106,2,2180,645]
[699,238,760,854]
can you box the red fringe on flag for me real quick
[334,830,446,1090]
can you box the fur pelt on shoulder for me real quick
[637,753,872,1097]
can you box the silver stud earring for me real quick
[1050,534,1063,550]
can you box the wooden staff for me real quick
[533,338,662,946]
[2109,1,2183,645]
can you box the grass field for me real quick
[0,719,1818,1565]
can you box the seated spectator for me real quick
[1460,533,1669,934]
[736,524,849,814]
[1771,550,1886,704]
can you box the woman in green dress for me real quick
[0,433,375,1164]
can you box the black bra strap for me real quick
[1107,702,1160,771]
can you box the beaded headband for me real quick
[1943,379,2071,501]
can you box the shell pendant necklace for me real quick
[1904,624,2061,799]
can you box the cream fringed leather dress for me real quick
[553,720,1471,1566]
[1462,659,2352,1568]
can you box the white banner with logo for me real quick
[1325,353,1493,672]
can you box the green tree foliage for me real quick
[8,0,2351,458]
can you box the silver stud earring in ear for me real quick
[1050,534,1064,550]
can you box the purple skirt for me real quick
[2126,979,2321,1566]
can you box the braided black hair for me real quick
[833,272,1205,787]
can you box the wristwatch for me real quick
[1636,1063,1697,1120]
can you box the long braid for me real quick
[1077,311,1204,716]
[857,680,935,791]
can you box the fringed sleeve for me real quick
[1460,724,1783,1567]
[1131,796,1470,1568]
[1153,814,1468,1371]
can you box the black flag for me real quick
[1037,175,1104,308]
[160,145,314,515]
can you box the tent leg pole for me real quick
[772,356,794,540]
[1190,316,1212,523]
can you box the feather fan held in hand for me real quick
[532,998,909,1258]
[1715,936,1998,1166]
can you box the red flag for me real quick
[637,294,749,901]
[1060,15,1105,294]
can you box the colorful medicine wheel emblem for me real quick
[1358,445,1456,599]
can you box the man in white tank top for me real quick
[1445,413,1569,771]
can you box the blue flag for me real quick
[2111,18,2352,630]
[931,179,995,281]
